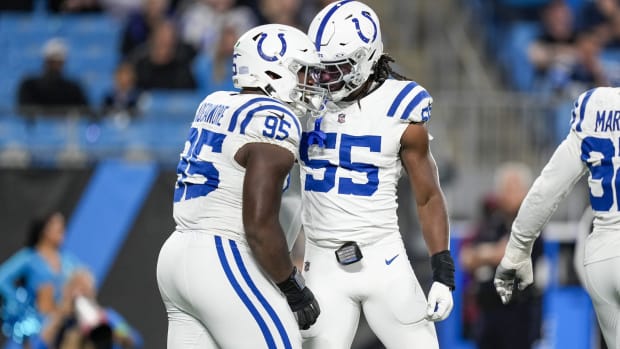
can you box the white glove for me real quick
[494,236,534,304]
[494,256,533,304]
[425,282,453,321]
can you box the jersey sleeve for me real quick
[233,103,302,158]
[510,131,588,250]
[386,81,433,123]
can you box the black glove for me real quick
[277,267,320,330]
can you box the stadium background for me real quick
[1,0,618,347]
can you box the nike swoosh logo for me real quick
[385,254,399,265]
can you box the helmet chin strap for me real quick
[340,78,374,104]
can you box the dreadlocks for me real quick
[344,53,413,103]
[372,53,412,83]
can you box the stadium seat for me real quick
[498,21,540,91]
[29,117,83,151]
[0,116,28,147]
[141,91,204,121]
[0,115,31,167]
[79,118,131,158]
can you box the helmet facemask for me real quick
[285,59,328,117]
[317,47,374,102]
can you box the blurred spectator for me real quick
[177,0,255,56]
[198,17,239,93]
[257,0,302,28]
[528,0,577,90]
[608,5,620,48]
[47,0,102,13]
[459,162,543,349]
[98,0,143,20]
[17,38,90,117]
[529,0,608,95]
[572,30,608,89]
[490,0,547,23]
[102,62,144,118]
[0,0,34,11]
[580,0,620,39]
[0,212,81,346]
[120,0,170,58]
[130,20,197,90]
[34,269,142,349]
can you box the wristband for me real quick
[431,250,456,291]
[277,267,305,293]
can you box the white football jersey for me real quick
[299,79,433,247]
[173,91,301,244]
[511,87,620,265]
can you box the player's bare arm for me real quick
[400,122,455,322]
[236,142,296,283]
[237,141,320,330]
[399,123,450,255]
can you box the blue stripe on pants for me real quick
[215,236,276,349]
[229,240,292,349]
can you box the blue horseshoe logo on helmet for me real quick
[351,11,377,44]
[257,33,287,62]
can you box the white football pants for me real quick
[300,237,438,349]
[156,231,301,349]
[584,256,620,349]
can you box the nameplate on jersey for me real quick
[595,110,620,132]
[335,241,363,265]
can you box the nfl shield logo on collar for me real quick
[338,113,346,123]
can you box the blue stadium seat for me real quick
[56,15,120,37]
[79,119,131,158]
[0,116,29,148]
[193,53,213,94]
[0,14,49,36]
[0,74,21,110]
[66,62,116,105]
[141,91,204,121]
[498,21,541,91]
[29,117,85,153]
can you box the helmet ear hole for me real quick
[266,71,282,80]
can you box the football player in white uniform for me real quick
[156,24,325,348]
[494,87,620,348]
[299,1,455,348]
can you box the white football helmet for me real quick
[308,0,383,102]
[233,24,327,115]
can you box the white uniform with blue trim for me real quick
[507,87,620,348]
[299,80,439,348]
[157,91,303,349]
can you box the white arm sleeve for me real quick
[508,132,587,256]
